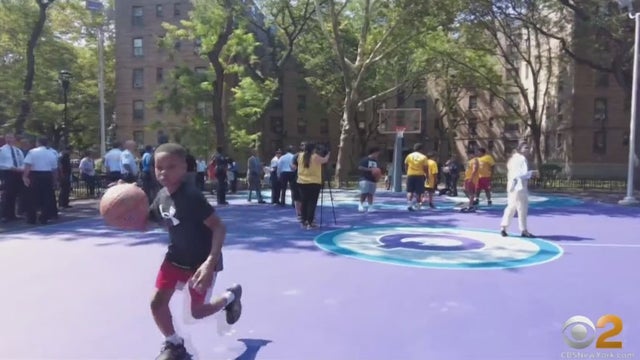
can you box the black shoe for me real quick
[488,200,492,206]
[521,231,535,238]
[473,199,479,206]
[225,284,243,325]
[155,340,191,360]
[500,229,508,237]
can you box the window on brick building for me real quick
[468,95,477,110]
[297,95,306,111]
[297,117,307,134]
[270,116,283,134]
[156,4,163,17]
[132,68,143,88]
[133,100,145,121]
[593,130,607,154]
[594,97,608,122]
[468,117,478,136]
[320,118,329,134]
[174,3,181,17]
[595,71,609,87]
[467,140,478,153]
[132,6,143,27]
[156,67,164,83]
[133,131,144,145]
[133,38,143,57]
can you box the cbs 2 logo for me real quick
[562,314,623,349]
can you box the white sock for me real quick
[223,291,235,306]
[165,333,182,345]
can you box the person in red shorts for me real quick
[475,147,495,206]
[148,143,242,360]
[462,149,479,212]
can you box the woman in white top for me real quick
[500,142,538,238]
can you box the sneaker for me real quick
[155,340,190,360]
[488,200,492,206]
[500,229,508,237]
[521,231,535,238]
[358,204,365,212]
[225,284,243,325]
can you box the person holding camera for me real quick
[295,142,330,229]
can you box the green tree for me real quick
[447,0,562,165]
[13,0,58,136]
[1,0,115,151]
[418,31,504,159]
[160,0,276,154]
[308,0,461,181]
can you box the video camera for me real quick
[316,142,331,157]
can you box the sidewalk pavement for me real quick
[0,198,100,234]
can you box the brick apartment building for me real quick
[114,0,635,177]
[113,0,343,169]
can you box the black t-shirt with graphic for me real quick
[149,180,220,270]
[359,156,379,182]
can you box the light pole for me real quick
[86,0,107,157]
[58,70,72,149]
[617,0,639,205]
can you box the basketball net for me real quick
[395,126,406,139]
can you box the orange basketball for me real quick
[99,183,149,231]
[371,167,382,181]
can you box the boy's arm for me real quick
[192,191,225,271]
[202,212,226,271]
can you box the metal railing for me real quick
[62,173,630,199]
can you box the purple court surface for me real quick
[1,189,639,360]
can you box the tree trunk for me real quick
[211,75,226,153]
[15,1,53,135]
[206,0,234,153]
[530,124,543,167]
[334,95,358,184]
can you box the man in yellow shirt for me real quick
[423,151,439,209]
[462,149,479,212]
[404,143,429,211]
[475,147,495,206]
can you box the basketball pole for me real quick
[392,131,403,193]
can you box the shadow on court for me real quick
[234,339,272,360]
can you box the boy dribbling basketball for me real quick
[148,143,242,360]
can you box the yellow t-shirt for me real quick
[404,151,428,176]
[425,159,439,188]
[464,158,479,182]
[477,154,495,178]
[297,153,323,184]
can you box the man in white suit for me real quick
[500,142,538,238]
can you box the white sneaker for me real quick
[366,206,374,213]
[358,204,365,212]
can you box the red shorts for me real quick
[155,261,216,305]
[464,180,477,194]
[477,177,491,191]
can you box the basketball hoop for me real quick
[395,126,406,139]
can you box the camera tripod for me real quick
[319,174,337,227]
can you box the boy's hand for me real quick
[190,262,216,294]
